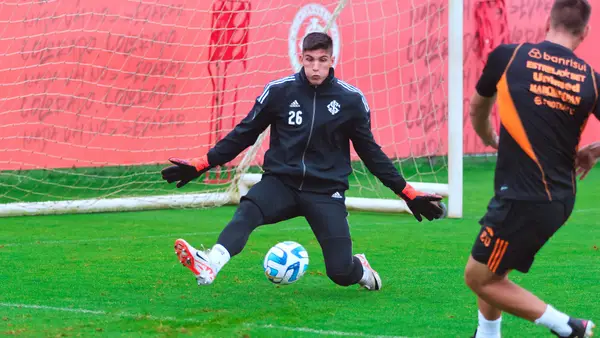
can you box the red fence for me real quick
[1,0,598,170]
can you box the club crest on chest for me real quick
[327,100,340,115]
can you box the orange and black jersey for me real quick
[476,41,600,201]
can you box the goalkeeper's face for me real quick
[301,49,334,86]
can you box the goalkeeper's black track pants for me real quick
[217,174,363,286]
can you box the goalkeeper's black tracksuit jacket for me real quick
[206,67,407,196]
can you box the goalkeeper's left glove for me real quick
[161,156,211,188]
[397,184,445,222]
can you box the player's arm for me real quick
[349,103,444,222]
[583,142,600,158]
[206,97,273,166]
[470,93,498,149]
[161,87,274,188]
[470,45,514,149]
[575,142,600,180]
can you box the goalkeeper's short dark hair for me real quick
[550,0,591,35]
[302,32,333,54]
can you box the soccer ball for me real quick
[436,201,448,219]
[263,241,309,285]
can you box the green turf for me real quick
[1,158,599,337]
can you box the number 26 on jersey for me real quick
[288,111,303,125]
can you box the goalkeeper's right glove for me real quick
[161,156,211,188]
[397,184,445,222]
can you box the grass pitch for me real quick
[1,159,599,337]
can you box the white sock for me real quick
[207,244,230,273]
[359,265,371,284]
[534,304,572,337]
[476,310,502,338]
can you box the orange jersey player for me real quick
[466,0,598,337]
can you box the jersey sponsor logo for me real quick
[289,100,300,108]
[532,72,581,93]
[542,51,587,72]
[528,48,542,59]
[526,61,586,82]
[331,191,343,199]
[327,100,340,115]
[529,84,581,106]
[288,3,340,72]
[525,55,586,115]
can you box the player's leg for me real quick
[465,257,594,337]
[465,196,594,337]
[466,255,566,318]
[472,297,503,338]
[174,175,300,285]
[479,297,502,321]
[300,191,380,290]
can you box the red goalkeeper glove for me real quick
[161,156,211,188]
[397,184,446,222]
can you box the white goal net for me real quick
[0,0,463,217]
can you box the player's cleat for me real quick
[552,318,595,338]
[355,253,382,291]
[174,239,217,285]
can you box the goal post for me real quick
[447,0,464,218]
[0,0,463,218]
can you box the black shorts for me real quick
[241,174,350,241]
[242,175,360,284]
[471,196,575,275]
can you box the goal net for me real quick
[0,0,463,218]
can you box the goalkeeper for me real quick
[161,32,444,290]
